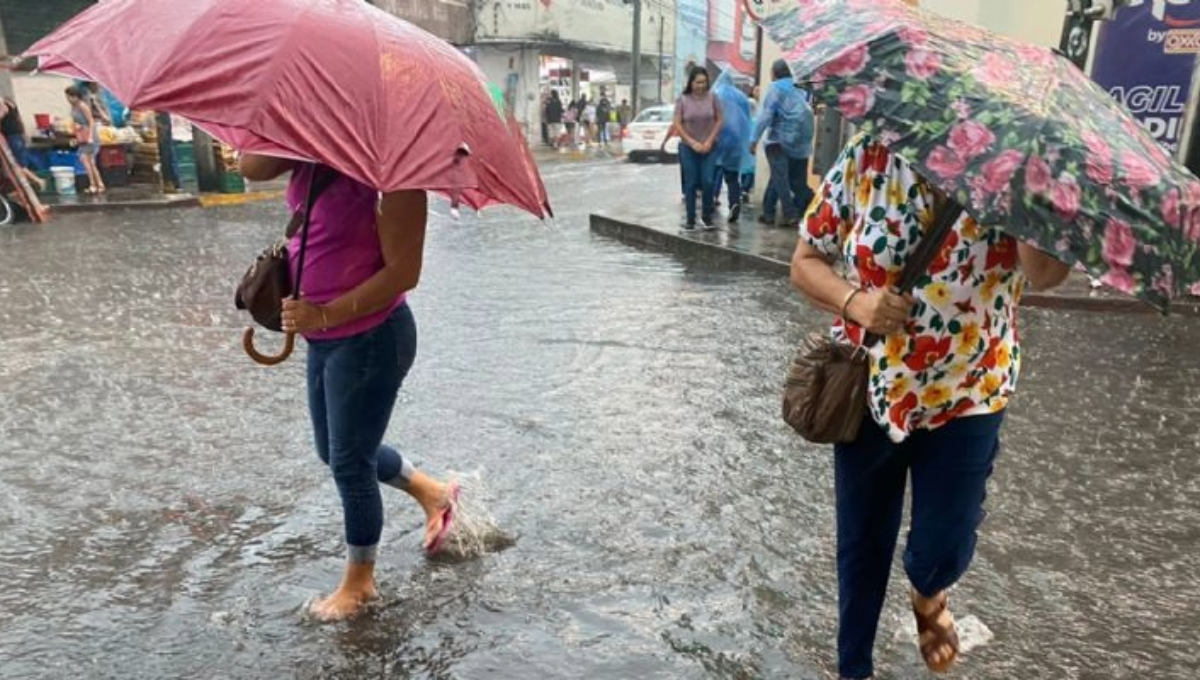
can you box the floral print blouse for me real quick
[801,134,1026,442]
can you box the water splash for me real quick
[431,470,515,561]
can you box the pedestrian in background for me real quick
[77,80,112,127]
[0,97,45,192]
[65,86,105,194]
[564,98,578,144]
[596,97,612,146]
[582,99,598,146]
[545,91,564,148]
[750,59,814,228]
[740,86,759,205]
[673,66,722,230]
[618,98,633,135]
[712,70,752,223]
[238,155,461,622]
[790,133,1071,679]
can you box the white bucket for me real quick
[50,167,76,195]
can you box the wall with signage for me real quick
[374,0,474,44]
[1092,0,1200,153]
[476,0,674,55]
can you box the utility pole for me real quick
[629,0,642,116]
[657,14,664,105]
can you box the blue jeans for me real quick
[833,411,1004,679]
[762,146,813,222]
[306,304,418,563]
[679,145,716,224]
[740,171,755,200]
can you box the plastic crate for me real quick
[97,145,127,169]
[101,166,131,188]
[173,143,195,165]
[219,172,246,194]
[176,161,198,183]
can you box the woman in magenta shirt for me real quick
[240,155,458,622]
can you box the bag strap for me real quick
[290,164,337,300]
[895,195,964,294]
[859,193,964,347]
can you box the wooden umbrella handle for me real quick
[242,327,295,366]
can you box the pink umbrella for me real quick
[26,0,551,218]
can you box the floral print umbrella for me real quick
[764,0,1200,310]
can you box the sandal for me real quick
[911,589,959,674]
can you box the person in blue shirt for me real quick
[751,59,815,228]
[712,70,753,222]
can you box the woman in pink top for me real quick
[673,66,723,230]
[240,155,459,622]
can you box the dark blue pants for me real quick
[679,145,716,224]
[763,146,813,222]
[306,304,418,561]
[833,411,1004,679]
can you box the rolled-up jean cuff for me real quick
[382,457,416,490]
[347,544,378,564]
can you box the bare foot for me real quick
[911,588,958,673]
[308,583,378,622]
[308,560,378,622]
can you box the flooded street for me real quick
[2,159,1199,679]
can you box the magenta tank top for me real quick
[287,164,405,341]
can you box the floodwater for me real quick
[1,159,1199,679]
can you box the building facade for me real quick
[472,0,676,137]
[371,0,475,44]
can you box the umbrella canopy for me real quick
[764,0,1200,309]
[26,0,551,219]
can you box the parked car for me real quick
[622,105,679,163]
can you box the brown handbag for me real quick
[234,165,336,332]
[782,198,964,444]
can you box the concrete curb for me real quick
[589,212,1200,317]
[48,195,203,214]
[198,191,285,208]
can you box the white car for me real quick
[622,105,680,163]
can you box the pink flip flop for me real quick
[425,482,460,555]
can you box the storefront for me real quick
[472,0,675,140]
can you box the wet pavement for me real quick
[1,158,1200,679]
[591,193,1200,317]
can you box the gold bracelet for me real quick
[839,287,862,322]
[320,308,329,331]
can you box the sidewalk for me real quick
[40,186,202,213]
[531,143,627,164]
[590,201,1200,317]
[36,178,288,214]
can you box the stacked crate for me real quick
[174,142,198,192]
[216,142,245,193]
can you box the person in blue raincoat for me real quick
[751,59,814,228]
[740,89,759,205]
[712,70,752,223]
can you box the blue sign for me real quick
[1091,0,1200,152]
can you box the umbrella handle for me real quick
[242,327,295,366]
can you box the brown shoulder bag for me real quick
[782,198,963,444]
[234,164,336,365]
